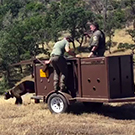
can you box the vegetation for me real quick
[0,0,135,92]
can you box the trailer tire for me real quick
[47,93,68,114]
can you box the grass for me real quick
[1,95,135,135]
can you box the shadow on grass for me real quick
[68,102,135,120]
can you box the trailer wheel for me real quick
[47,93,68,114]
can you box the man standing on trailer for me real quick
[88,22,106,57]
[46,36,75,92]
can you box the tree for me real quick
[118,43,135,54]
[58,0,93,48]
[122,0,135,27]
[117,0,135,54]
[106,8,126,53]
[0,0,50,91]
[45,1,62,42]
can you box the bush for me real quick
[0,76,10,94]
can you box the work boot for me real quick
[54,86,60,92]
[61,87,70,94]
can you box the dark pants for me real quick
[50,56,68,91]
[97,49,105,57]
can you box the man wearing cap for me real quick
[88,22,106,57]
[46,36,75,92]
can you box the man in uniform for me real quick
[88,22,106,57]
[46,36,75,92]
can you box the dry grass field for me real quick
[1,95,135,135]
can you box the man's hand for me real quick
[76,54,81,57]
[44,60,50,64]
[88,52,95,58]
[84,32,88,36]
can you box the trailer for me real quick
[29,54,135,113]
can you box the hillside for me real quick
[105,26,134,56]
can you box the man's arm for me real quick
[65,45,76,56]
[88,46,98,57]
[88,34,100,57]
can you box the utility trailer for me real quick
[31,54,135,113]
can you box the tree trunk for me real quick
[19,65,23,73]
[108,34,112,54]
[76,37,84,47]
[79,36,84,47]
[72,41,75,50]
[42,42,44,50]
[133,20,135,30]
[0,0,3,5]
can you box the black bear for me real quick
[4,80,35,104]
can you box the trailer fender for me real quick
[45,91,73,105]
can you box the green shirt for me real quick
[51,38,69,56]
